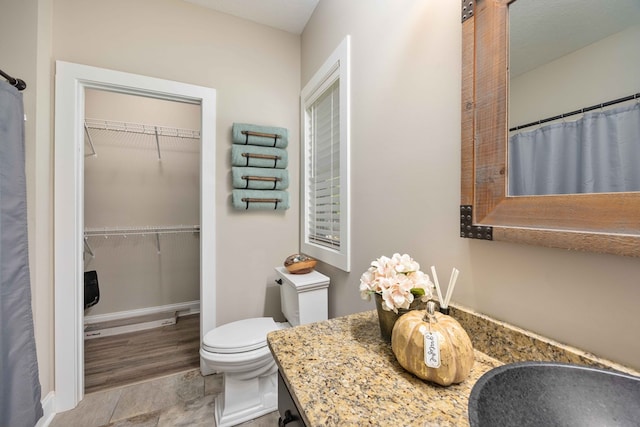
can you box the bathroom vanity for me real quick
[267,310,500,426]
[267,307,638,426]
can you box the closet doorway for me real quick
[82,90,202,393]
[54,61,216,412]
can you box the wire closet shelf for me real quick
[84,118,201,139]
[84,118,201,159]
[84,225,200,238]
[83,225,200,257]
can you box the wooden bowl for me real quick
[284,254,317,274]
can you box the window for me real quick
[300,36,350,272]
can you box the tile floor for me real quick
[50,369,279,427]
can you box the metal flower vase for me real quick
[374,293,427,343]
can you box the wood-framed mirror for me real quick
[460,0,640,257]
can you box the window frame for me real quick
[300,36,351,272]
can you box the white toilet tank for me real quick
[275,266,329,326]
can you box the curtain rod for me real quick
[509,92,640,132]
[0,68,27,91]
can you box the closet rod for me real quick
[0,68,26,91]
[509,92,640,132]
[84,225,200,237]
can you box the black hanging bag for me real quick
[84,270,100,309]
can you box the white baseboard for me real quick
[84,316,178,339]
[35,391,55,427]
[84,300,200,325]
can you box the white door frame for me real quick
[53,61,216,411]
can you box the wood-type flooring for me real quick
[84,313,200,394]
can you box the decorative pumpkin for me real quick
[391,302,474,386]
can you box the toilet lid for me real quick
[203,317,278,354]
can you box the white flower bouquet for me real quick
[359,253,434,313]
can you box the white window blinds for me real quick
[307,80,341,249]
[300,35,350,272]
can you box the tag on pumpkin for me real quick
[423,330,441,368]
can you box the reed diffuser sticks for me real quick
[430,266,460,312]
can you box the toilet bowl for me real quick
[201,267,329,427]
[200,317,283,426]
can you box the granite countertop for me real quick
[267,310,503,427]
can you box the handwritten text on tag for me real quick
[423,331,441,368]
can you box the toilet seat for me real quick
[202,317,278,354]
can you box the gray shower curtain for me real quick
[0,81,43,426]
[509,102,640,195]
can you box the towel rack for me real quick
[241,152,281,168]
[241,197,282,210]
[241,175,282,189]
[241,130,281,147]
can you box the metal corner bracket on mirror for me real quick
[461,0,474,23]
[460,0,640,258]
[460,206,492,240]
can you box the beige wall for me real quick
[52,0,301,326]
[302,0,640,371]
[302,0,475,317]
[511,24,640,125]
[83,90,201,316]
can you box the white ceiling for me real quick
[183,0,319,34]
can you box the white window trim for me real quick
[300,36,351,272]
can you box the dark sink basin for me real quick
[468,361,640,427]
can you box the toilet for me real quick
[201,266,329,427]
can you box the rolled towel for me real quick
[232,189,289,210]
[232,167,289,190]
[232,123,288,148]
[231,145,288,169]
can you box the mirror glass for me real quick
[508,0,640,196]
